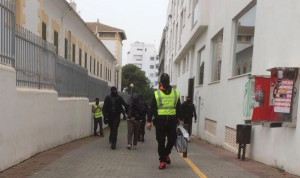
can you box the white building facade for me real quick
[127,42,159,88]
[87,20,127,91]
[163,0,300,176]
[15,0,117,87]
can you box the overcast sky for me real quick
[71,0,169,65]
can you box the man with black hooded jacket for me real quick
[103,86,128,150]
[147,73,184,170]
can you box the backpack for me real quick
[132,94,147,114]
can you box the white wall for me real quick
[0,65,96,172]
[102,40,117,58]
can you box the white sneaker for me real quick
[127,144,132,150]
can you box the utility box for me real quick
[248,68,300,127]
[268,68,299,127]
[236,124,252,160]
[236,124,252,144]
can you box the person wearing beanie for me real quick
[147,73,184,170]
[102,86,128,150]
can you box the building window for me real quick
[150,57,154,61]
[137,48,143,51]
[42,22,47,40]
[197,48,205,85]
[233,4,256,76]
[54,31,58,54]
[150,73,154,77]
[186,53,189,72]
[100,63,102,78]
[84,53,87,68]
[156,64,158,69]
[72,44,76,63]
[97,61,99,76]
[105,67,108,80]
[211,30,223,82]
[93,58,96,74]
[99,33,115,38]
[145,48,147,51]
[178,63,181,77]
[182,57,186,74]
[134,63,142,69]
[109,70,111,81]
[192,0,199,26]
[79,48,82,66]
[64,38,68,59]
[150,65,154,69]
[90,56,92,73]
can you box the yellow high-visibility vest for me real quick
[93,104,103,118]
[154,88,179,115]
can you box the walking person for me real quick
[182,96,197,137]
[138,95,148,142]
[92,98,104,137]
[127,93,144,149]
[103,86,128,150]
[147,73,184,170]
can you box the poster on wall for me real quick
[274,79,293,113]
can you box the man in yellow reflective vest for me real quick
[92,98,104,137]
[147,73,184,170]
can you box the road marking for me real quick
[180,153,207,178]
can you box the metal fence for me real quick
[0,0,15,67]
[15,25,56,89]
[0,0,129,101]
[88,76,110,101]
[56,56,88,97]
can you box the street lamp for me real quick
[129,83,134,95]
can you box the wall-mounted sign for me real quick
[274,79,293,113]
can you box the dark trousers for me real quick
[139,118,146,137]
[94,117,103,135]
[155,117,178,162]
[184,117,193,136]
[108,116,120,144]
[127,120,141,145]
[184,124,192,136]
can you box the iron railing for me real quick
[15,25,56,89]
[0,0,129,101]
[56,56,88,97]
[0,0,15,67]
[88,75,110,101]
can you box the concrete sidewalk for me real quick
[1,120,299,178]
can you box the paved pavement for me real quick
[1,120,299,178]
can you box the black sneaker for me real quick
[111,143,116,150]
[166,155,171,165]
[141,136,144,142]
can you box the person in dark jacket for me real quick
[102,86,128,150]
[147,73,184,170]
[138,95,149,142]
[126,93,144,149]
[181,96,197,136]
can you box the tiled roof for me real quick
[86,21,127,40]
